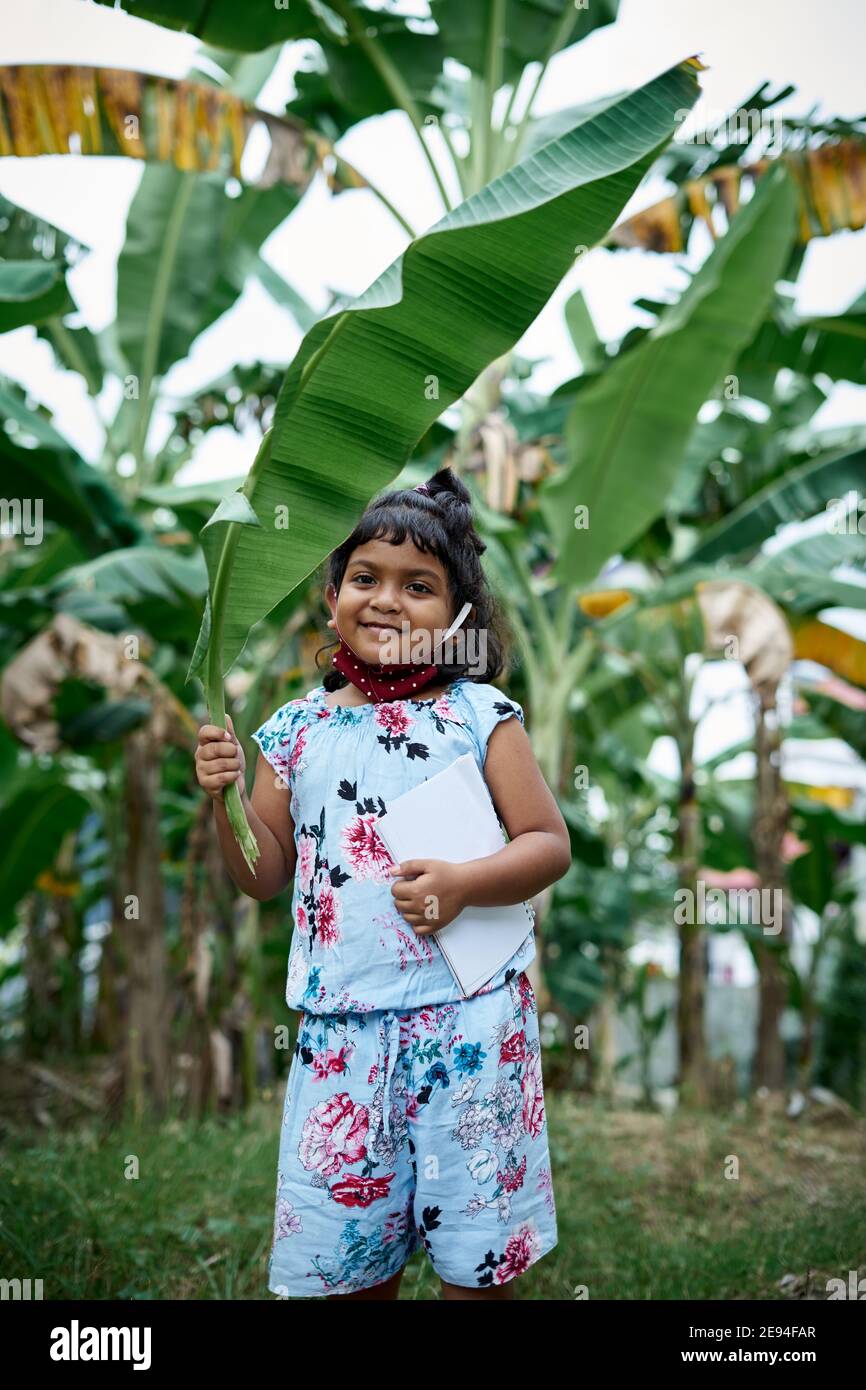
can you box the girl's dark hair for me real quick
[315,467,512,691]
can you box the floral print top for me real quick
[251,678,536,1015]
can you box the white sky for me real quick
[1,0,865,478]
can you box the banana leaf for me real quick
[0,775,91,935]
[190,57,703,870]
[117,169,306,382]
[92,0,331,51]
[687,445,866,563]
[0,260,74,332]
[0,379,144,556]
[539,160,799,586]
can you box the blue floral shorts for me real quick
[268,971,558,1297]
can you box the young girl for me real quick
[196,468,571,1301]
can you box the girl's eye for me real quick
[351,574,432,594]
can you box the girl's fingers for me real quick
[199,741,238,760]
[204,770,241,788]
[198,724,239,747]
[202,756,240,773]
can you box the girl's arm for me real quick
[198,716,297,901]
[213,751,298,902]
[389,716,572,930]
[456,716,571,907]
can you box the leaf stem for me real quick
[330,0,454,211]
[335,155,417,237]
[205,428,274,874]
[509,5,578,164]
[134,169,197,482]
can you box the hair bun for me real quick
[424,467,486,555]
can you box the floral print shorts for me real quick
[269,971,558,1297]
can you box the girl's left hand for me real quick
[388,859,467,933]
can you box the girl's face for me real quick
[326,536,458,665]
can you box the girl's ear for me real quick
[325,583,337,629]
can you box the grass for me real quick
[1,1087,864,1300]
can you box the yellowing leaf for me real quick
[578,589,633,617]
[35,869,80,897]
[611,137,866,251]
[792,618,866,688]
[786,782,856,811]
[0,63,340,191]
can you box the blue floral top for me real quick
[251,677,536,1015]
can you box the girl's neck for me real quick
[324,680,453,710]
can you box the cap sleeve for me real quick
[462,682,525,765]
[250,697,308,786]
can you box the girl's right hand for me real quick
[196,713,246,801]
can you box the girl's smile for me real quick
[328,537,456,664]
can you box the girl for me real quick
[196,468,571,1301]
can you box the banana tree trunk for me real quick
[675,717,709,1108]
[524,641,591,1018]
[593,976,618,1102]
[23,895,52,1058]
[93,801,130,1110]
[179,796,216,1117]
[120,722,171,1119]
[751,690,791,1092]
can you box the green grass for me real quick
[2,1089,864,1300]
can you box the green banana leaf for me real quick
[687,445,866,563]
[428,0,619,82]
[93,0,329,51]
[49,545,209,646]
[748,528,866,612]
[0,379,144,556]
[538,160,799,586]
[0,775,91,935]
[564,288,605,373]
[0,260,75,333]
[796,689,866,762]
[117,168,307,383]
[739,284,866,387]
[613,526,866,617]
[191,56,703,869]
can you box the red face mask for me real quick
[330,602,472,704]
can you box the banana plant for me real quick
[539,161,798,585]
[187,58,704,871]
[94,0,622,206]
[459,162,798,800]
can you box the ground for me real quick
[1,1068,864,1300]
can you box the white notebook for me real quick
[375,753,535,997]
